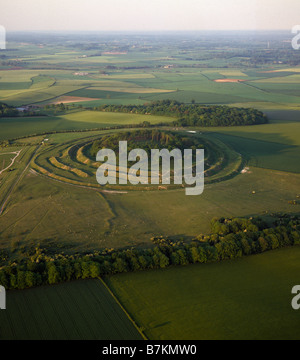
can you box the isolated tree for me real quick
[89,263,101,278]
[81,262,91,279]
[47,264,60,285]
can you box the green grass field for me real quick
[0,108,299,255]
[0,279,143,340]
[106,246,300,340]
[0,164,298,254]
[0,111,175,142]
[60,110,174,126]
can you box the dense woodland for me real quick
[0,214,299,290]
[95,100,268,127]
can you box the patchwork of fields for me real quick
[1,49,300,109]
[0,34,300,340]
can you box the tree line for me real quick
[0,214,299,290]
[93,100,268,127]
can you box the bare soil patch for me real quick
[51,96,101,104]
[214,79,246,83]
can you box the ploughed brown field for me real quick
[214,79,246,83]
[51,96,101,104]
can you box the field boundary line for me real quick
[29,85,91,106]
[98,277,148,341]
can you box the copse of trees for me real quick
[90,129,204,158]
[0,102,42,118]
[0,214,299,290]
[0,102,19,117]
[93,100,268,127]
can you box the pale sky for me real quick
[1,0,299,32]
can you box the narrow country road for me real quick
[0,150,22,176]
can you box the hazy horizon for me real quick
[5,29,293,34]
[1,0,299,32]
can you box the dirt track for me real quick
[0,150,22,176]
